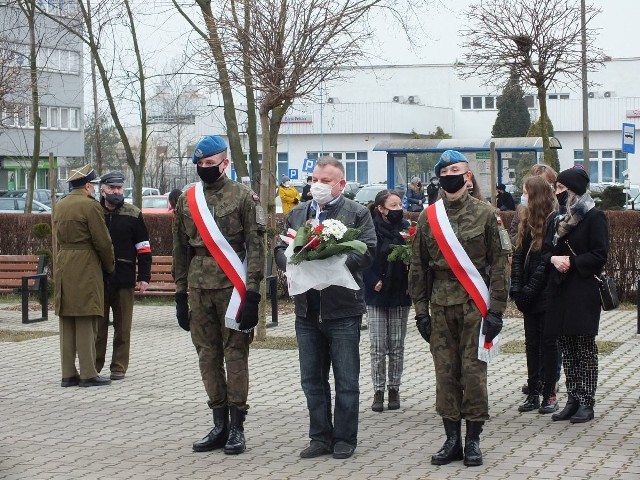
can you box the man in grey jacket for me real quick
[275,156,376,460]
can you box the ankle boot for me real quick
[570,405,594,423]
[518,394,540,412]
[463,421,483,467]
[193,407,229,452]
[388,389,400,410]
[224,406,246,454]
[371,390,384,412]
[431,418,463,465]
[552,395,579,421]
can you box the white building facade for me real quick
[148,57,640,190]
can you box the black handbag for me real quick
[566,241,619,311]
[594,273,619,311]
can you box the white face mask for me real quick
[283,181,291,188]
[520,195,528,207]
[310,182,337,205]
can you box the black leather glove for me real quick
[415,313,432,343]
[175,292,190,331]
[482,311,503,343]
[238,291,260,330]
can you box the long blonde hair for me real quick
[516,175,558,251]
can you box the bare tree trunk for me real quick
[196,0,247,179]
[21,0,41,214]
[537,85,556,170]
[88,0,102,175]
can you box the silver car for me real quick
[0,197,51,213]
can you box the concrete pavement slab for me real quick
[0,304,639,479]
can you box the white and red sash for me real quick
[426,199,490,318]
[187,183,247,324]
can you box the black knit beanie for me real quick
[556,168,589,195]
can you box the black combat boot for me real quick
[193,407,229,452]
[388,389,400,410]
[224,406,246,455]
[371,390,384,412]
[431,418,463,465]
[552,395,579,421]
[463,421,483,467]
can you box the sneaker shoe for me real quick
[539,394,559,414]
[518,394,540,412]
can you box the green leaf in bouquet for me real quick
[387,244,411,264]
[292,224,312,253]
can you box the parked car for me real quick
[141,195,172,215]
[124,187,161,203]
[0,197,51,213]
[353,184,387,206]
[2,189,53,206]
[342,181,362,199]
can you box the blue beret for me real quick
[434,150,468,177]
[192,135,228,164]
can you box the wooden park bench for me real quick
[136,255,176,297]
[0,254,49,324]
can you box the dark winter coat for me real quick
[101,200,152,290]
[426,183,441,205]
[274,196,377,320]
[364,215,412,307]
[497,191,516,211]
[510,226,551,314]
[543,208,609,336]
[405,184,425,212]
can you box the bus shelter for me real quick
[373,137,562,197]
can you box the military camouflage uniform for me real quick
[172,175,265,411]
[410,190,510,421]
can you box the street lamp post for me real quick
[581,0,590,173]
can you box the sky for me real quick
[93,0,640,125]
[137,0,640,72]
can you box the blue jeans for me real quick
[295,315,361,448]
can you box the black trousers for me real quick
[559,335,598,407]
[523,310,559,396]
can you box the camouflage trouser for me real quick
[430,300,489,422]
[190,287,252,411]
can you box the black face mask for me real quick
[439,173,467,194]
[556,190,568,206]
[105,193,124,207]
[197,164,223,184]
[386,209,404,224]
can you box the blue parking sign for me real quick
[302,158,317,173]
[288,169,298,180]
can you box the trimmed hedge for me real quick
[2,209,639,302]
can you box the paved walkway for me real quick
[1,303,639,480]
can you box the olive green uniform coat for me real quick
[410,191,510,421]
[54,189,115,379]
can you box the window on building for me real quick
[462,94,535,110]
[17,105,28,127]
[573,149,628,183]
[524,95,535,108]
[306,150,369,184]
[277,152,289,180]
[40,106,48,128]
[50,107,59,128]
[69,108,79,129]
[69,51,80,73]
[60,108,69,129]
[560,94,570,100]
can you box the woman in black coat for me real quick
[364,190,412,413]
[510,175,559,414]
[544,167,609,424]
